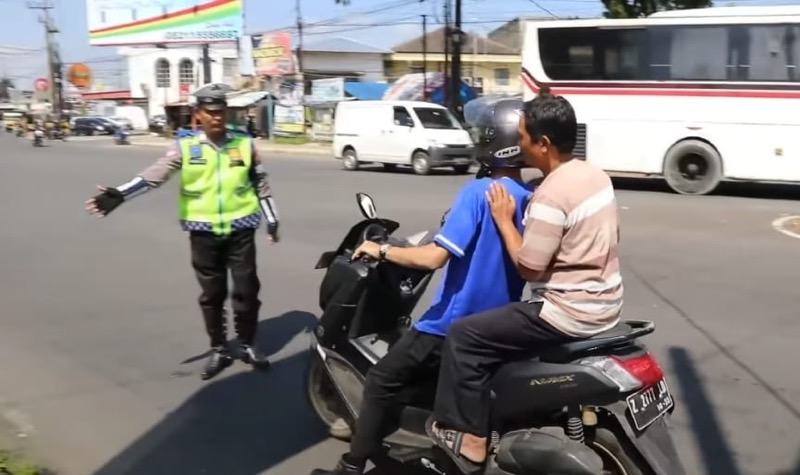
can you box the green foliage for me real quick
[601,0,713,18]
[0,451,48,475]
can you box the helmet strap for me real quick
[476,164,491,179]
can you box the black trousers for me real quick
[433,301,574,437]
[350,329,444,461]
[189,228,261,350]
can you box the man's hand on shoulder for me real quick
[486,182,517,229]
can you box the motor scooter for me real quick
[32,129,45,147]
[114,128,129,145]
[306,192,685,475]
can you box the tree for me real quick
[0,77,15,101]
[602,0,712,18]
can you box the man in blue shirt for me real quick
[311,99,532,475]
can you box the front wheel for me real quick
[306,355,353,441]
[663,139,722,195]
[588,428,647,475]
[412,151,431,175]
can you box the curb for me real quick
[130,139,331,157]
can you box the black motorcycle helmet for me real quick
[464,97,526,177]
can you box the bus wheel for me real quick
[663,139,722,195]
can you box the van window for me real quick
[413,107,462,129]
[393,106,414,127]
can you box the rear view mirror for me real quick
[356,192,377,220]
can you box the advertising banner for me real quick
[87,0,243,46]
[252,31,294,77]
[273,104,304,135]
[311,78,345,102]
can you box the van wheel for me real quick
[342,149,359,171]
[412,151,431,175]
[452,164,471,174]
[663,140,722,195]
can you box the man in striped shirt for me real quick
[427,92,623,473]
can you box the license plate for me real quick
[626,379,674,431]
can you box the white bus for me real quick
[521,6,800,194]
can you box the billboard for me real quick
[87,0,243,46]
[252,31,294,77]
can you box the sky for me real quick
[0,0,796,90]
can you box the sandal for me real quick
[424,416,484,475]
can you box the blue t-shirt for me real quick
[414,176,532,337]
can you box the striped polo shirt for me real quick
[518,159,623,337]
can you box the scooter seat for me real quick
[537,320,654,363]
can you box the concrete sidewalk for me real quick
[130,135,331,157]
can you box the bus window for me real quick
[539,27,645,80]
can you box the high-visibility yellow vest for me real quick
[177,134,260,235]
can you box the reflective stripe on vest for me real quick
[177,135,261,235]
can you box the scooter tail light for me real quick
[580,356,643,392]
[616,352,665,388]
[580,352,665,392]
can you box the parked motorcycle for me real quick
[306,192,685,475]
[32,129,45,147]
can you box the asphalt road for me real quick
[0,133,798,475]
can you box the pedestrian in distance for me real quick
[85,84,280,380]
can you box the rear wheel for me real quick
[306,355,353,441]
[342,148,359,171]
[589,428,647,475]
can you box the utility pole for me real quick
[201,44,211,84]
[449,0,463,119]
[443,0,450,107]
[28,1,62,118]
[421,14,427,100]
[296,0,304,89]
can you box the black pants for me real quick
[350,329,444,461]
[190,228,261,350]
[433,301,574,437]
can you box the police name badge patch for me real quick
[188,144,206,165]
[228,147,245,167]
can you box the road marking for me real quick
[771,215,800,240]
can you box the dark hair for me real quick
[522,92,577,154]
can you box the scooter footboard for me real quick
[603,401,686,475]
[488,428,603,475]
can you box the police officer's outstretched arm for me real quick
[85,143,182,217]
[249,143,280,243]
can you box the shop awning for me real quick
[343,81,389,101]
[227,91,269,108]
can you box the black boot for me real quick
[310,455,364,475]
[239,344,270,370]
[200,349,233,380]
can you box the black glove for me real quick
[267,222,280,242]
[92,187,125,216]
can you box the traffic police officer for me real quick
[85,84,279,380]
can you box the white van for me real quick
[332,100,475,175]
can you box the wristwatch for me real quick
[379,243,392,261]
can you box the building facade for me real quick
[300,37,389,88]
[119,44,241,117]
[386,27,522,95]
